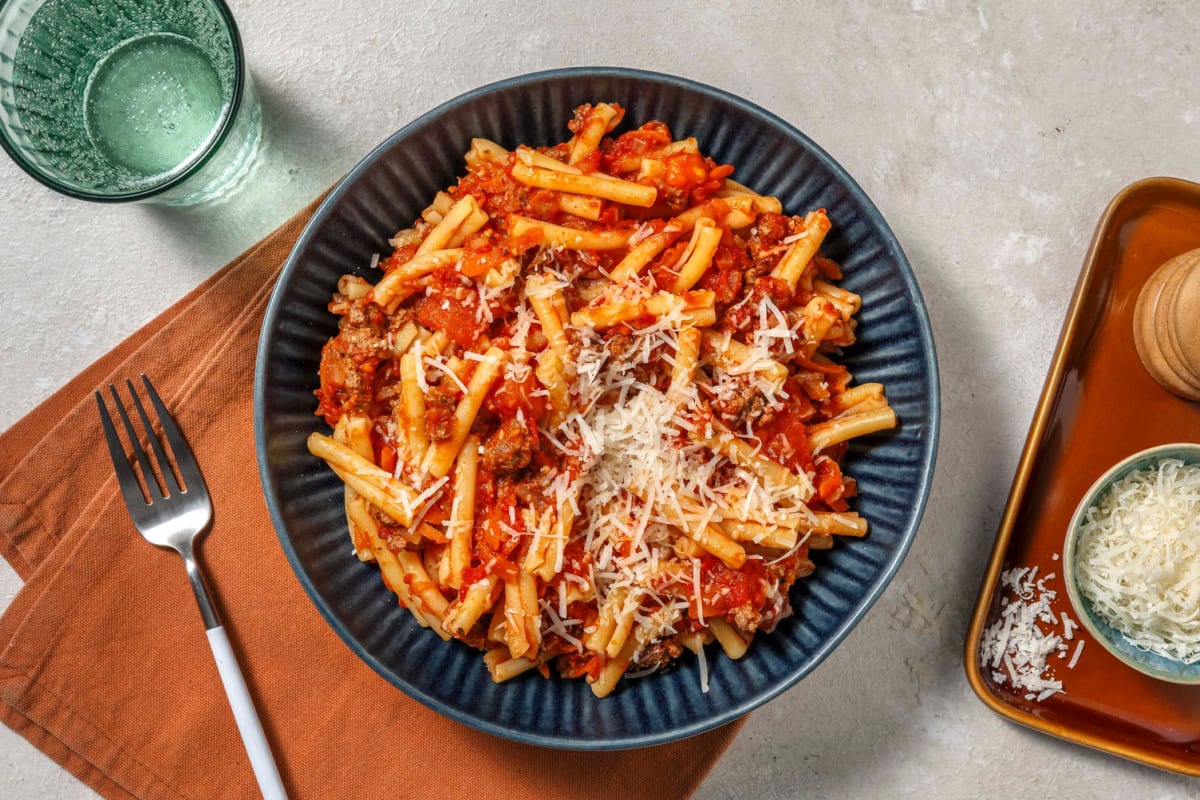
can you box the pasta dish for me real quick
[307,102,896,696]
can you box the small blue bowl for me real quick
[255,67,940,748]
[1063,443,1200,684]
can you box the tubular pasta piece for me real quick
[503,578,531,658]
[483,257,522,289]
[397,350,430,468]
[678,630,713,654]
[667,327,702,407]
[509,215,633,250]
[685,523,746,569]
[484,649,541,682]
[395,550,450,623]
[368,249,464,309]
[534,350,571,427]
[388,320,419,358]
[570,289,715,330]
[609,137,699,173]
[825,383,886,416]
[698,420,813,499]
[333,416,376,561]
[446,206,490,248]
[605,590,638,659]
[588,636,638,698]
[345,415,417,546]
[708,618,749,659]
[389,228,424,248]
[718,195,760,228]
[510,163,657,207]
[609,227,685,284]
[420,347,508,478]
[673,534,707,560]
[445,435,479,590]
[813,278,861,319]
[308,433,419,526]
[610,203,719,283]
[558,193,603,220]
[466,138,509,167]
[359,517,447,636]
[421,191,454,224]
[804,512,869,538]
[503,571,541,659]
[526,274,574,367]
[715,180,785,215]
[586,588,622,656]
[443,575,499,637]
[701,330,788,385]
[716,178,759,197]
[671,218,723,292]
[771,210,832,291]
[516,145,582,174]
[337,274,372,301]
[567,102,622,164]
[718,520,798,550]
[418,195,483,255]
[807,407,898,453]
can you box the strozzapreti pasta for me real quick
[309,103,896,696]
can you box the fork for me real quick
[96,375,288,800]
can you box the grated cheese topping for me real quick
[1074,458,1200,663]
[979,565,1081,701]
[537,313,815,663]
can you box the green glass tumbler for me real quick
[0,0,261,205]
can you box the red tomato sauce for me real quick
[698,557,768,615]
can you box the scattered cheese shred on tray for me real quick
[1075,458,1200,663]
[980,566,1079,701]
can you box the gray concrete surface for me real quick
[3,1,1199,797]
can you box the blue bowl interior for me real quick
[1065,444,1200,683]
[254,67,940,748]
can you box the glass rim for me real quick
[0,0,247,203]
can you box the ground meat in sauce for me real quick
[730,604,765,634]
[513,469,551,505]
[482,416,535,474]
[756,588,792,634]
[424,383,459,441]
[380,525,409,552]
[657,183,691,213]
[721,276,793,335]
[316,301,394,420]
[633,637,683,671]
[711,374,776,428]
[605,332,637,362]
[746,212,790,265]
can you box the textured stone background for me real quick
[2,1,1199,797]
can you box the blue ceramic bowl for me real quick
[1063,443,1200,684]
[254,67,940,748]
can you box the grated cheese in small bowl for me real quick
[1063,443,1200,684]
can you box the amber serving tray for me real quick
[964,177,1200,774]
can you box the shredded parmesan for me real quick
[979,565,1081,700]
[527,315,818,680]
[1075,458,1200,663]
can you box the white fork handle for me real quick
[205,626,289,799]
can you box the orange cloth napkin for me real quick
[0,197,743,800]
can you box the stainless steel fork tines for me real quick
[96,375,288,800]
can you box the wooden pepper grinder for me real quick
[1133,248,1200,401]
